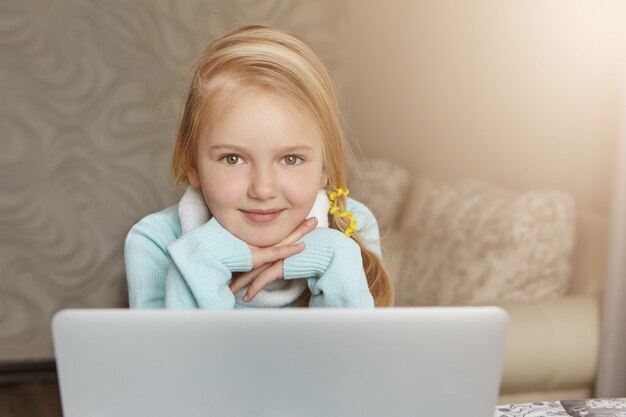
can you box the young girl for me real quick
[124,24,392,308]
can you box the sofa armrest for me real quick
[494,295,600,394]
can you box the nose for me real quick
[247,166,278,200]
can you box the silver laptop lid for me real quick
[52,307,507,417]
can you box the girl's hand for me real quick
[229,217,318,301]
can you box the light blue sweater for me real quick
[124,198,381,309]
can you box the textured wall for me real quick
[0,0,344,362]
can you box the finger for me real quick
[278,217,317,246]
[244,260,284,302]
[229,264,270,294]
[251,242,305,268]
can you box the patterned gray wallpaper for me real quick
[0,0,344,362]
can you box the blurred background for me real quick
[1,0,625,410]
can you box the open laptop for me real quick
[52,307,508,417]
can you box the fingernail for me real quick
[306,217,317,226]
[243,295,249,302]
[297,242,305,249]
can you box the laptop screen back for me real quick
[52,307,507,417]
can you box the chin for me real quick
[243,235,282,248]
[233,228,284,248]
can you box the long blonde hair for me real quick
[172,24,392,307]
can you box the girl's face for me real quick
[188,90,328,248]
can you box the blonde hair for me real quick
[172,24,392,307]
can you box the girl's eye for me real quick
[282,155,302,166]
[222,154,242,165]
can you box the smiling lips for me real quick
[240,209,284,223]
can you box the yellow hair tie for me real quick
[327,187,357,237]
[328,188,349,203]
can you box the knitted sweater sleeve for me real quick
[283,228,375,308]
[124,213,252,309]
[164,218,252,308]
[279,197,381,308]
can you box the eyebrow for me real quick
[209,144,315,154]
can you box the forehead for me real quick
[202,88,324,151]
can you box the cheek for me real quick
[282,171,322,207]
[200,169,241,210]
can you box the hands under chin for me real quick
[229,217,318,302]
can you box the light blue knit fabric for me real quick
[282,227,375,308]
[124,197,381,309]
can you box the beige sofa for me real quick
[349,159,607,404]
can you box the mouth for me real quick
[240,209,285,223]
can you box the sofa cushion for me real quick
[397,179,576,305]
